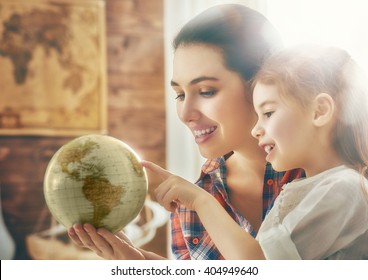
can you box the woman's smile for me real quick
[193,126,217,144]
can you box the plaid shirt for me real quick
[170,155,304,260]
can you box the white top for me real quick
[256,166,368,259]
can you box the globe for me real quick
[43,134,148,233]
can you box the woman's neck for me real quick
[226,150,266,184]
[225,150,266,233]
[230,141,267,171]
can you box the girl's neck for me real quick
[303,148,344,177]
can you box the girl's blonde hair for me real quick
[252,45,368,179]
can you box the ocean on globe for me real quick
[43,134,148,233]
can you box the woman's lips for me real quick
[193,126,217,137]
[193,126,217,143]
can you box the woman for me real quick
[68,4,303,260]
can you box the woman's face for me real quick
[171,44,258,159]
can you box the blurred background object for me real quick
[0,0,167,259]
[0,183,16,260]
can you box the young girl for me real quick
[146,45,368,259]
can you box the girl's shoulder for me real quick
[297,166,368,204]
[318,166,366,189]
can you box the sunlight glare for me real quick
[266,0,368,72]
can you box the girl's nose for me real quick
[251,122,264,139]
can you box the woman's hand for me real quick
[68,224,145,260]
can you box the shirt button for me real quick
[192,238,199,245]
[267,179,274,185]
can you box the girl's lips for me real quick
[259,143,275,161]
[264,144,274,154]
[260,144,275,162]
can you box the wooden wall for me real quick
[0,0,167,259]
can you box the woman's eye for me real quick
[175,94,185,101]
[200,90,216,97]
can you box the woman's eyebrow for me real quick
[171,76,219,87]
[190,76,219,84]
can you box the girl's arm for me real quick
[194,192,265,259]
[142,161,265,260]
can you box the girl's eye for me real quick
[175,93,185,101]
[264,111,274,118]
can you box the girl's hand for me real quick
[142,160,210,212]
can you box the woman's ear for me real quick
[312,93,335,127]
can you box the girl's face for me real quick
[171,44,258,159]
[251,83,315,172]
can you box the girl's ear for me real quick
[313,93,335,127]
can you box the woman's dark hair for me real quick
[173,4,283,81]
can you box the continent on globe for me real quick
[44,134,148,233]
[83,176,123,228]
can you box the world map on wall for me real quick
[0,1,106,134]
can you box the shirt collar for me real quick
[196,152,234,181]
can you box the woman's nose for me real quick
[177,99,200,123]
